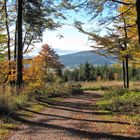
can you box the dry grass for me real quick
[0,85,29,113]
[81,81,140,90]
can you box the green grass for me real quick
[97,89,140,114]
[0,122,17,140]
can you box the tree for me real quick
[90,65,96,81]
[23,44,63,88]
[66,0,140,45]
[3,0,11,61]
[22,0,63,54]
[63,69,71,81]
[83,61,91,81]
[14,0,66,88]
[16,0,23,88]
[136,0,140,44]
[0,0,16,61]
[79,64,85,81]
[39,44,63,71]
[74,0,137,88]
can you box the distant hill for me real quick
[59,51,117,67]
[54,48,79,55]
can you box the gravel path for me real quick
[7,91,139,140]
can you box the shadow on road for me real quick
[6,113,139,140]
[4,91,140,140]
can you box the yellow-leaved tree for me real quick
[23,44,64,91]
[75,0,138,88]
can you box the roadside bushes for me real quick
[97,89,140,114]
[68,83,83,94]
[31,83,71,99]
[0,90,28,113]
[30,82,83,100]
[0,81,83,114]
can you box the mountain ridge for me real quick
[59,50,117,67]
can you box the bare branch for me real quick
[111,0,134,6]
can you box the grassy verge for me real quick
[81,81,123,91]
[81,81,140,125]
[0,123,17,140]
[81,81,140,91]
[0,82,82,139]
[96,89,140,114]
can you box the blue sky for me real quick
[29,0,118,56]
[32,9,98,55]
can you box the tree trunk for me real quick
[122,60,126,88]
[17,0,23,88]
[126,57,129,89]
[136,0,140,45]
[122,15,129,88]
[14,20,18,61]
[4,0,11,61]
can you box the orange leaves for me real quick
[0,43,63,88]
[37,44,63,71]
[39,44,61,68]
[0,61,16,83]
[22,44,63,89]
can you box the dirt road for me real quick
[7,91,139,140]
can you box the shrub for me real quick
[45,83,71,97]
[97,89,140,114]
[0,93,28,113]
[0,82,83,114]
[30,82,83,99]
[104,89,129,99]
[68,83,83,94]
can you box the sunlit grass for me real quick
[0,123,17,140]
[81,81,140,90]
[81,81,140,124]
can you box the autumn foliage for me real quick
[22,44,63,89]
[0,43,63,90]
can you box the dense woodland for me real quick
[0,0,140,139]
[0,0,139,89]
[0,0,139,111]
[63,62,140,82]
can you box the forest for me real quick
[63,62,140,82]
[0,0,140,140]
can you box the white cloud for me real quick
[30,24,96,56]
[42,25,93,51]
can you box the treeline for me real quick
[63,62,140,82]
[0,0,139,90]
[0,44,81,114]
